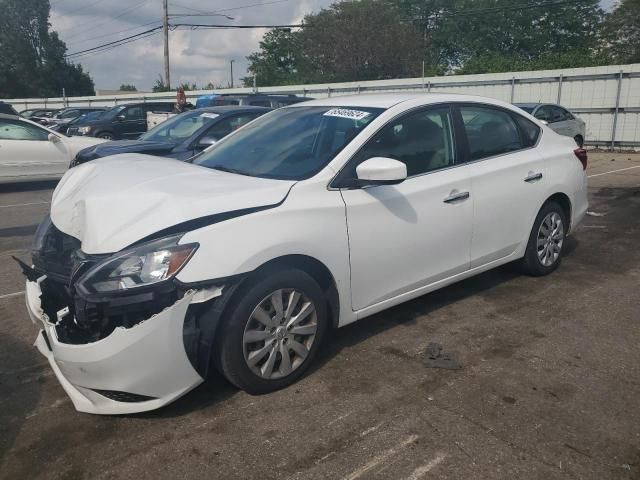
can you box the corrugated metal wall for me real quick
[6,63,640,148]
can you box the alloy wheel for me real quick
[537,212,564,267]
[242,289,318,380]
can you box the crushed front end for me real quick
[20,216,226,415]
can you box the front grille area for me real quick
[31,217,182,345]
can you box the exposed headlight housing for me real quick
[78,126,92,135]
[76,234,198,296]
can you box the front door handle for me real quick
[443,190,470,204]
[524,172,543,183]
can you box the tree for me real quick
[245,1,423,86]
[390,0,605,73]
[152,75,171,92]
[602,0,640,63]
[0,0,94,98]
[119,84,137,91]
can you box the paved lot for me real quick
[1,152,639,480]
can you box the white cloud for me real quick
[50,0,334,90]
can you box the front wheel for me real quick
[216,268,328,394]
[97,132,114,140]
[520,201,567,276]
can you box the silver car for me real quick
[514,103,586,147]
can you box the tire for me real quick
[520,201,568,276]
[574,135,584,148]
[97,132,114,140]
[216,268,328,394]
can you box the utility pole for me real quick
[230,60,235,88]
[163,0,170,89]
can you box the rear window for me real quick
[512,114,541,147]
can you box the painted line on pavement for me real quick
[588,165,640,178]
[0,290,24,300]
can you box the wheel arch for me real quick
[543,192,572,230]
[249,254,340,329]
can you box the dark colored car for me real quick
[195,94,311,109]
[71,106,270,167]
[0,101,19,116]
[67,102,175,140]
[55,110,107,136]
[46,107,108,132]
[20,108,59,119]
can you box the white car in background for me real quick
[21,93,588,414]
[0,114,105,183]
[514,103,586,147]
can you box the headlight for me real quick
[78,126,92,135]
[77,234,198,295]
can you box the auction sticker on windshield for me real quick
[323,108,371,120]
[200,113,220,119]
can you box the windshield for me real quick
[194,106,383,180]
[140,110,215,143]
[100,105,126,120]
[69,110,104,125]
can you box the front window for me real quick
[140,111,213,143]
[194,106,384,180]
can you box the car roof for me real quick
[198,105,272,114]
[292,93,522,109]
[513,103,542,108]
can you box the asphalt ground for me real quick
[1,152,639,480]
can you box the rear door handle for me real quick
[524,172,543,183]
[443,190,470,203]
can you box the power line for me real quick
[65,26,162,58]
[171,0,289,15]
[171,23,305,29]
[62,0,150,41]
[67,30,161,59]
[66,20,162,47]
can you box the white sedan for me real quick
[0,113,105,183]
[22,93,588,414]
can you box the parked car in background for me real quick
[514,103,586,147]
[0,114,105,183]
[56,110,106,136]
[0,101,19,116]
[20,108,59,120]
[22,93,588,414]
[71,106,270,167]
[67,102,175,140]
[196,93,311,109]
[45,107,107,132]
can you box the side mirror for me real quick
[116,114,126,121]
[355,157,407,186]
[47,133,60,143]
[197,136,219,148]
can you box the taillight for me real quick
[574,148,587,170]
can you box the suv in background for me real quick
[514,103,586,147]
[43,107,107,131]
[67,102,175,140]
[196,94,310,109]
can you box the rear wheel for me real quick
[520,201,567,276]
[216,268,328,394]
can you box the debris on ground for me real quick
[424,343,463,370]
[586,211,607,217]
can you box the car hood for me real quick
[81,140,177,159]
[50,154,295,254]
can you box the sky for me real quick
[49,0,619,91]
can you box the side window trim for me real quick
[330,103,459,188]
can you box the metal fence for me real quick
[6,63,640,149]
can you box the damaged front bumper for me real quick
[25,277,222,415]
